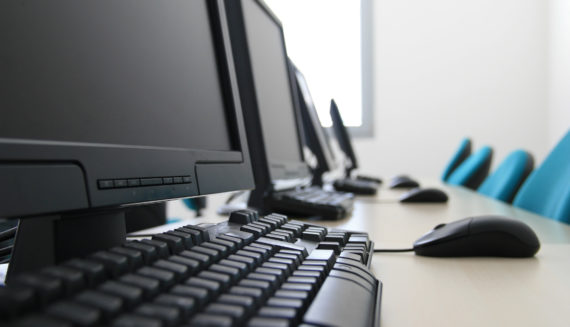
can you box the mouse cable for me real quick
[373,248,414,253]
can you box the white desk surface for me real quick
[149,181,570,327]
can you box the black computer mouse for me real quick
[400,188,448,203]
[413,216,540,257]
[389,175,420,189]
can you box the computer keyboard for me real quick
[333,178,378,195]
[355,175,382,185]
[271,187,354,220]
[0,210,381,327]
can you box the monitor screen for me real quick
[241,0,305,170]
[1,1,231,151]
[294,65,337,172]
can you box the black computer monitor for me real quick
[293,63,338,186]
[225,0,311,211]
[330,99,360,177]
[0,0,254,280]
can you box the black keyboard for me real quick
[333,178,378,195]
[271,187,354,220]
[355,175,382,184]
[0,210,381,327]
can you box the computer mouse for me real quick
[389,175,420,189]
[413,216,540,257]
[400,188,448,203]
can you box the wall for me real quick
[548,0,570,147]
[353,0,550,180]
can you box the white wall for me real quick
[548,0,570,147]
[353,0,551,180]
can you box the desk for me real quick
[159,182,570,327]
[336,182,570,327]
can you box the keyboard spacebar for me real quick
[303,275,377,327]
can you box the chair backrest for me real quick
[446,146,493,189]
[477,149,534,203]
[441,137,472,181]
[513,130,570,223]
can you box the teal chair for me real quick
[441,137,472,181]
[478,150,534,203]
[446,146,493,190]
[513,130,570,223]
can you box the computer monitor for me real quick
[330,99,360,177]
[293,63,338,186]
[225,0,311,212]
[0,0,254,280]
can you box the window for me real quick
[265,0,373,137]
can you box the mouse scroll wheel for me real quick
[434,223,446,230]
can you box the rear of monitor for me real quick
[330,99,359,177]
[225,0,312,213]
[0,0,254,281]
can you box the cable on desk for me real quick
[373,248,414,253]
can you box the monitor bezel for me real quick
[226,0,311,191]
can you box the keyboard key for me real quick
[229,286,264,307]
[247,317,290,327]
[209,264,241,283]
[189,313,233,327]
[316,241,341,254]
[63,259,106,287]
[211,238,237,254]
[135,303,181,327]
[41,266,85,296]
[15,314,72,327]
[118,274,160,299]
[89,251,129,277]
[176,227,203,245]
[179,250,210,267]
[167,255,200,275]
[301,231,323,242]
[257,306,298,325]
[224,231,255,245]
[111,313,162,327]
[205,303,246,325]
[11,273,64,306]
[109,247,144,271]
[218,259,249,278]
[0,286,36,319]
[74,290,123,322]
[165,231,194,250]
[123,242,158,264]
[170,285,209,308]
[45,301,101,326]
[217,294,256,316]
[241,225,263,237]
[98,281,142,309]
[154,294,196,318]
[185,277,222,298]
[248,271,280,289]
[179,225,211,243]
[229,210,253,224]
[305,249,335,269]
[152,234,184,254]
[201,242,229,258]
[136,266,176,290]
[139,239,170,258]
[192,245,221,261]
[198,271,232,291]
[217,234,244,249]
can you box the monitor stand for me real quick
[6,209,126,283]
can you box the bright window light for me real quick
[264,0,363,127]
